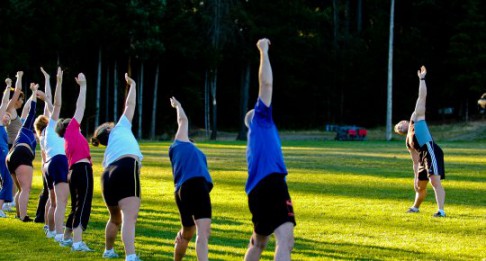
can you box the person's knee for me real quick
[250,236,268,250]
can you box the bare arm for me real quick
[21,83,38,119]
[170,97,190,142]
[0,80,11,115]
[52,67,63,121]
[122,73,136,122]
[73,73,86,123]
[413,66,427,121]
[257,38,273,107]
[7,71,23,111]
[409,149,421,190]
[40,67,53,117]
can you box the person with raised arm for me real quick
[91,74,143,261]
[55,72,94,251]
[394,66,446,217]
[34,67,70,241]
[6,79,39,222]
[168,96,213,261]
[0,78,14,218]
[4,72,25,211]
[243,38,296,261]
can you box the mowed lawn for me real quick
[0,140,485,260]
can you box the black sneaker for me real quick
[20,216,33,222]
[34,216,45,223]
[433,211,446,217]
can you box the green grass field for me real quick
[1,138,485,260]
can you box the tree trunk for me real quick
[105,65,110,122]
[113,61,118,120]
[237,62,250,140]
[95,47,102,129]
[210,68,218,140]
[204,70,210,139]
[138,62,144,139]
[357,0,363,33]
[150,63,160,140]
[386,0,395,141]
[332,0,339,48]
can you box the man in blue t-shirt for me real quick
[243,38,296,261]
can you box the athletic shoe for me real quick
[125,254,142,261]
[433,211,446,217]
[2,203,12,211]
[71,241,94,252]
[102,249,119,258]
[46,230,56,239]
[406,207,419,213]
[20,216,33,222]
[34,216,45,223]
[0,210,6,218]
[59,238,73,247]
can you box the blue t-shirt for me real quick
[169,140,213,192]
[13,100,37,155]
[246,98,287,194]
[103,115,143,168]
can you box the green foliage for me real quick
[0,140,485,260]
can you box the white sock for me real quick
[55,234,63,241]
[126,254,137,261]
[73,241,82,248]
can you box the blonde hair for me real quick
[34,115,49,137]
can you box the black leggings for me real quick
[66,162,93,231]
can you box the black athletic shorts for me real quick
[102,157,141,206]
[175,177,212,227]
[6,145,34,174]
[248,173,296,236]
[418,142,445,181]
[46,154,69,187]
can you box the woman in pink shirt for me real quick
[54,73,93,252]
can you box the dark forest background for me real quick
[0,0,485,140]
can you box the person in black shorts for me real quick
[169,97,213,261]
[394,66,446,217]
[92,74,143,261]
[243,38,295,261]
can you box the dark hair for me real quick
[91,122,114,146]
[55,118,71,138]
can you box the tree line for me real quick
[1,0,485,140]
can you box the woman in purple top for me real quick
[6,79,38,222]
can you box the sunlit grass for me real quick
[0,140,485,260]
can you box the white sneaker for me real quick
[125,254,142,261]
[0,210,6,218]
[2,203,12,211]
[59,238,73,247]
[71,241,94,252]
[46,230,56,238]
[102,249,119,258]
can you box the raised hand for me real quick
[5,78,12,88]
[125,73,135,86]
[417,65,427,79]
[40,67,50,79]
[256,38,271,53]
[75,73,86,86]
[170,97,181,108]
[56,67,63,84]
[30,83,39,92]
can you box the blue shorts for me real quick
[45,154,69,188]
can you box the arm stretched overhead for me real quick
[170,97,190,142]
[51,67,63,121]
[257,38,273,107]
[40,67,53,117]
[7,71,23,112]
[0,79,12,115]
[122,73,136,122]
[73,73,87,123]
[413,66,427,121]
